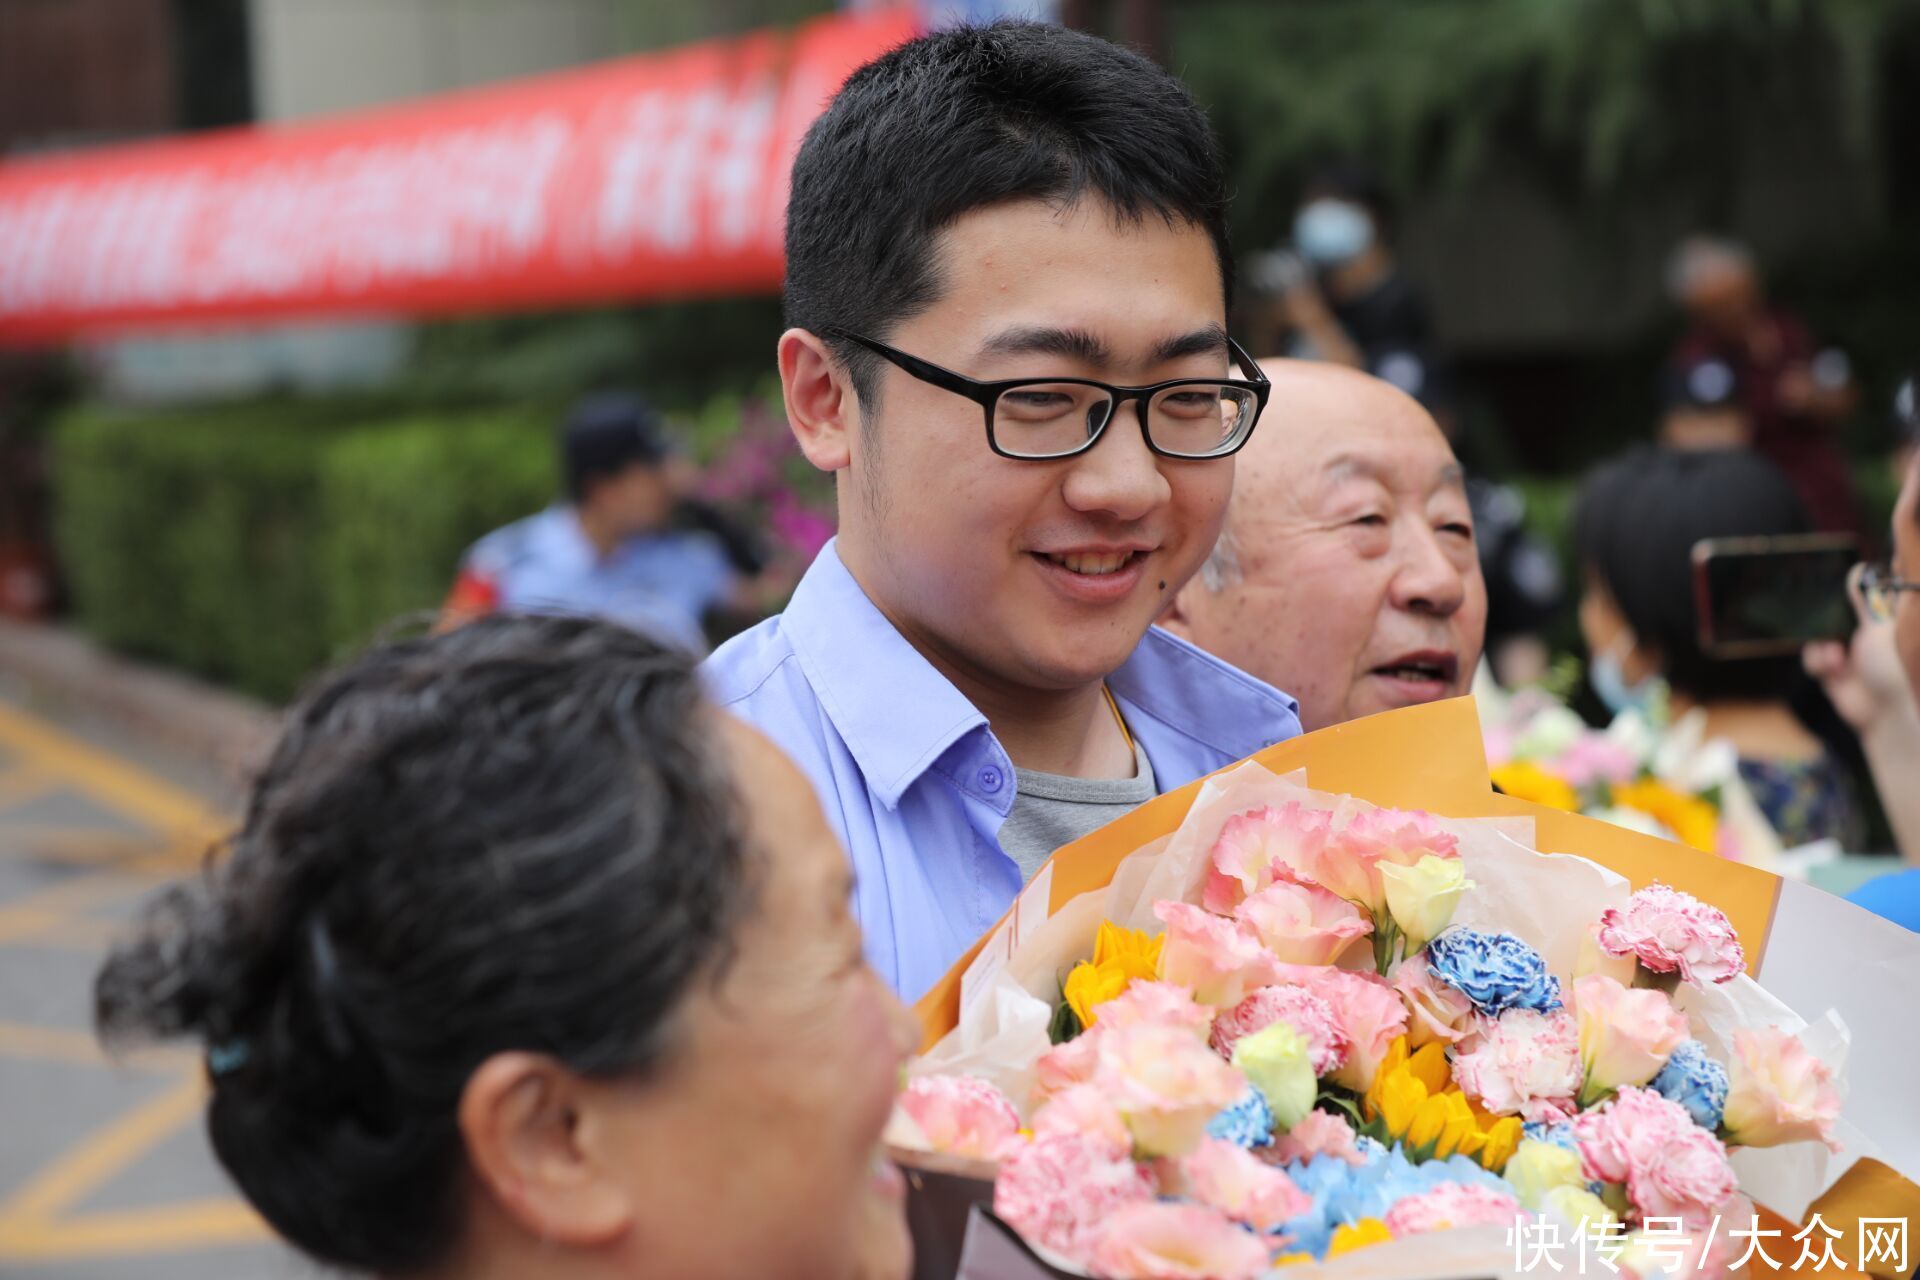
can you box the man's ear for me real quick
[459,1053,633,1249]
[779,328,858,474]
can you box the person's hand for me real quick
[1278,277,1333,330]
[1804,572,1916,735]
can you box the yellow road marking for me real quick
[0,702,225,837]
[0,764,56,808]
[0,873,143,945]
[0,1200,269,1261]
[0,1074,205,1223]
[0,1021,193,1073]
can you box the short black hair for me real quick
[1574,447,1811,701]
[783,21,1233,403]
[562,391,671,502]
[95,615,751,1273]
[1303,158,1395,235]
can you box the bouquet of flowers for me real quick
[1478,682,1782,869]
[891,755,1860,1280]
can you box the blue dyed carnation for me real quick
[1649,1039,1729,1130]
[1275,1143,1512,1258]
[1426,928,1562,1016]
[1207,1086,1275,1149]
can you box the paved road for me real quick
[0,687,306,1279]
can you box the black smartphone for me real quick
[1691,534,1859,658]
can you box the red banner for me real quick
[0,8,918,346]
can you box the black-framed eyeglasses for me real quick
[827,329,1271,461]
[1853,561,1920,622]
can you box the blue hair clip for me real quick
[207,1040,252,1077]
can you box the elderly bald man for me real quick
[1160,360,1488,732]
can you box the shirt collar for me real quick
[1109,625,1299,762]
[781,541,992,809]
[781,540,1299,807]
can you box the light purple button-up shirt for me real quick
[702,540,1302,1000]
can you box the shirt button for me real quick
[979,766,1003,792]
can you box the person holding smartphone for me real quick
[1575,446,1862,850]
[703,23,1302,1000]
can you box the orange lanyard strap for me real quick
[1102,683,1135,756]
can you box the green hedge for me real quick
[52,403,552,702]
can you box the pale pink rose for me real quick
[1451,1008,1583,1119]
[1203,803,1334,913]
[1280,964,1411,1091]
[1265,1109,1366,1167]
[1320,807,1461,914]
[995,1132,1156,1263]
[1391,953,1480,1048]
[1722,1026,1843,1152]
[1210,984,1350,1075]
[1570,1086,1697,1184]
[1381,1181,1523,1235]
[1089,1201,1274,1280]
[1573,974,1689,1098]
[1095,980,1217,1039]
[1236,871,1372,966]
[1596,884,1747,986]
[1628,1124,1738,1225]
[1155,901,1280,1008]
[1034,1027,1105,1101]
[1031,1083,1132,1155]
[1179,1137,1313,1231]
[896,1074,1022,1159]
[1094,1023,1249,1158]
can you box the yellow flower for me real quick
[1363,1035,1522,1171]
[1063,960,1130,1028]
[1093,920,1163,981]
[1062,922,1164,1028]
[1328,1219,1393,1257]
[1610,778,1719,853]
[1492,761,1581,812]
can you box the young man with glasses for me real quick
[703,22,1302,999]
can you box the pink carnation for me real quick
[1265,1109,1365,1167]
[1391,952,1480,1049]
[896,1074,1022,1159]
[1096,980,1217,1039]
[1451,1008,1582,1120]
[1179,1137,1313,1232]
[1382,1182,1523,1235]
[1210,985,1349,1075]
[1089,1201,1274,1280]
[1630,1124,1739,1226]
[1570,1085,1699,1184]
[1155,901,1281,1008]
[996,1132,1156,1263]
[1274,963,1410,1091]
[1235,870,1372,966]
[1596,884,1747,986]
[1203,803,1333,913]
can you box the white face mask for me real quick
[1590,638,1655,718]
[1293,199,1374,267]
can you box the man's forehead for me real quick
[1320,451,1465,492]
